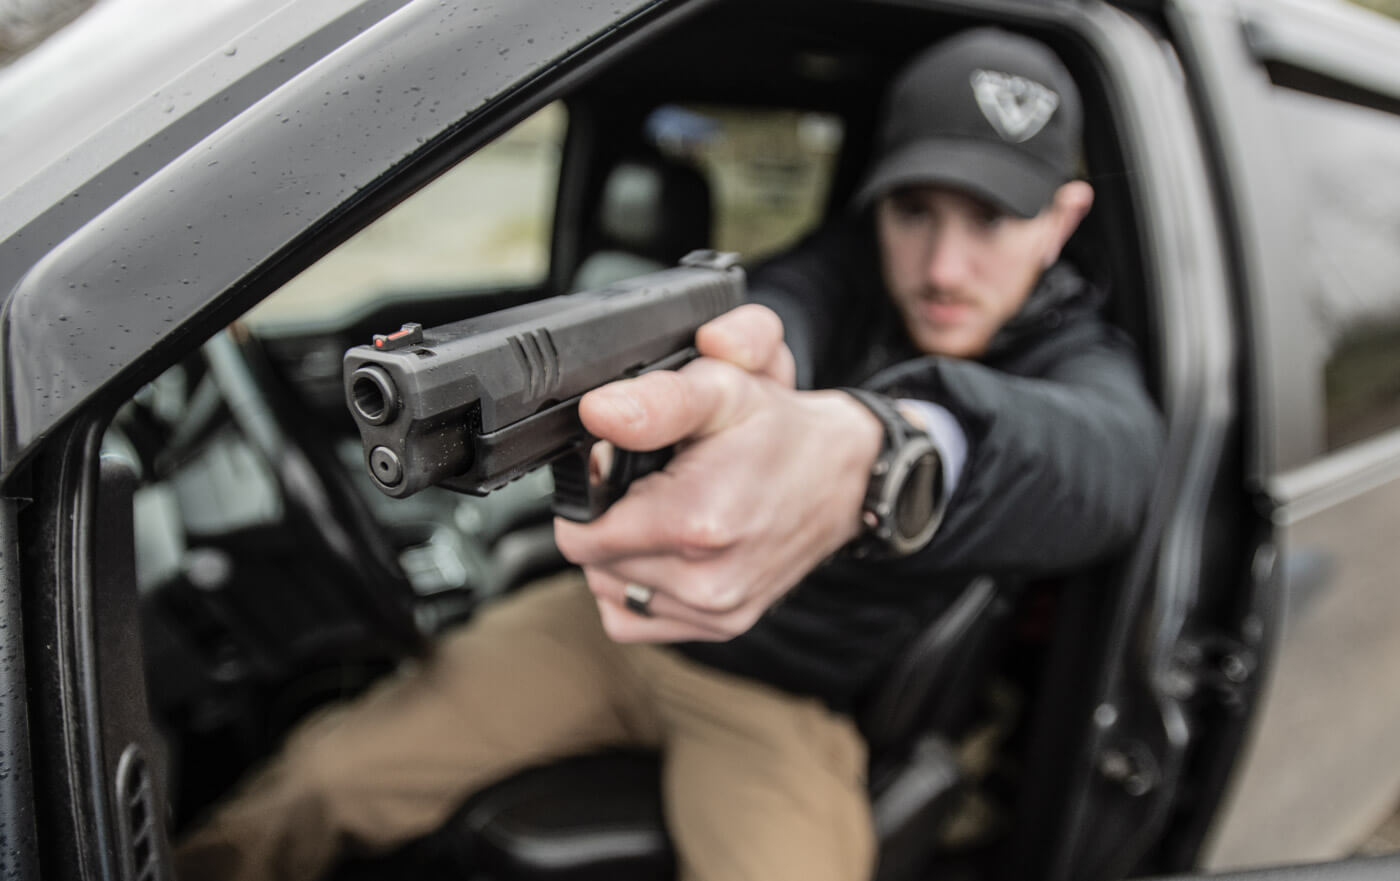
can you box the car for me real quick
[2,0,1400,879]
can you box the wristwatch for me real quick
[841,388,947,559]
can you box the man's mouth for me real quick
[918,297,973,325]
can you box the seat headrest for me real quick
[594,154,712,266]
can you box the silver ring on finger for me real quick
[623,583,655,618]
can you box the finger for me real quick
[582,567,733,637]
[765,341,797,388]
[588,440,615,486]
[582,554,749,616]
[695,304,785,374]
[594,595,733,643]
[553,465,736,566]
[577,358,754,451]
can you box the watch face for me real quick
[894,448,943,540]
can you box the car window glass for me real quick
[244,102,566,331]
[1271,87,1400,451]
[645,104,843,261]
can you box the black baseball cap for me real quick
[855,28,1083,218]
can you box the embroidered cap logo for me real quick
[970,69,1060,144]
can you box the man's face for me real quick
[875,186,1067,358]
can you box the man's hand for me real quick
[553,304,882,643]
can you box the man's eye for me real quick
[973,206,1005,229]
[890,198,930,222]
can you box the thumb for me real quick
[578,359,756,451]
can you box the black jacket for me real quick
[676,221,1164,712]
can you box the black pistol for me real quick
[343,250,744,521]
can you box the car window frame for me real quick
[0,0,707,490]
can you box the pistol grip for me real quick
[550,444,674,522]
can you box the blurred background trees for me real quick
[1357,0,1400,18]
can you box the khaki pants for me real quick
[174,571,875,881]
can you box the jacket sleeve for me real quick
[867,327,1163,577]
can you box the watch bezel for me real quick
[880,431,945,556]
[842,388,947,559]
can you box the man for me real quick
[176,27,1161,881]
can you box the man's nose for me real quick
[925,225,971,290]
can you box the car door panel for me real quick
[0,494,36,878]
[1211,441,1400,867]
[1165,0,1400,868]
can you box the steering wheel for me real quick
[201,328,426,657]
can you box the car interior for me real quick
[96,2,1166,879]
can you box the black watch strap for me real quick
[840,388,946,559]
